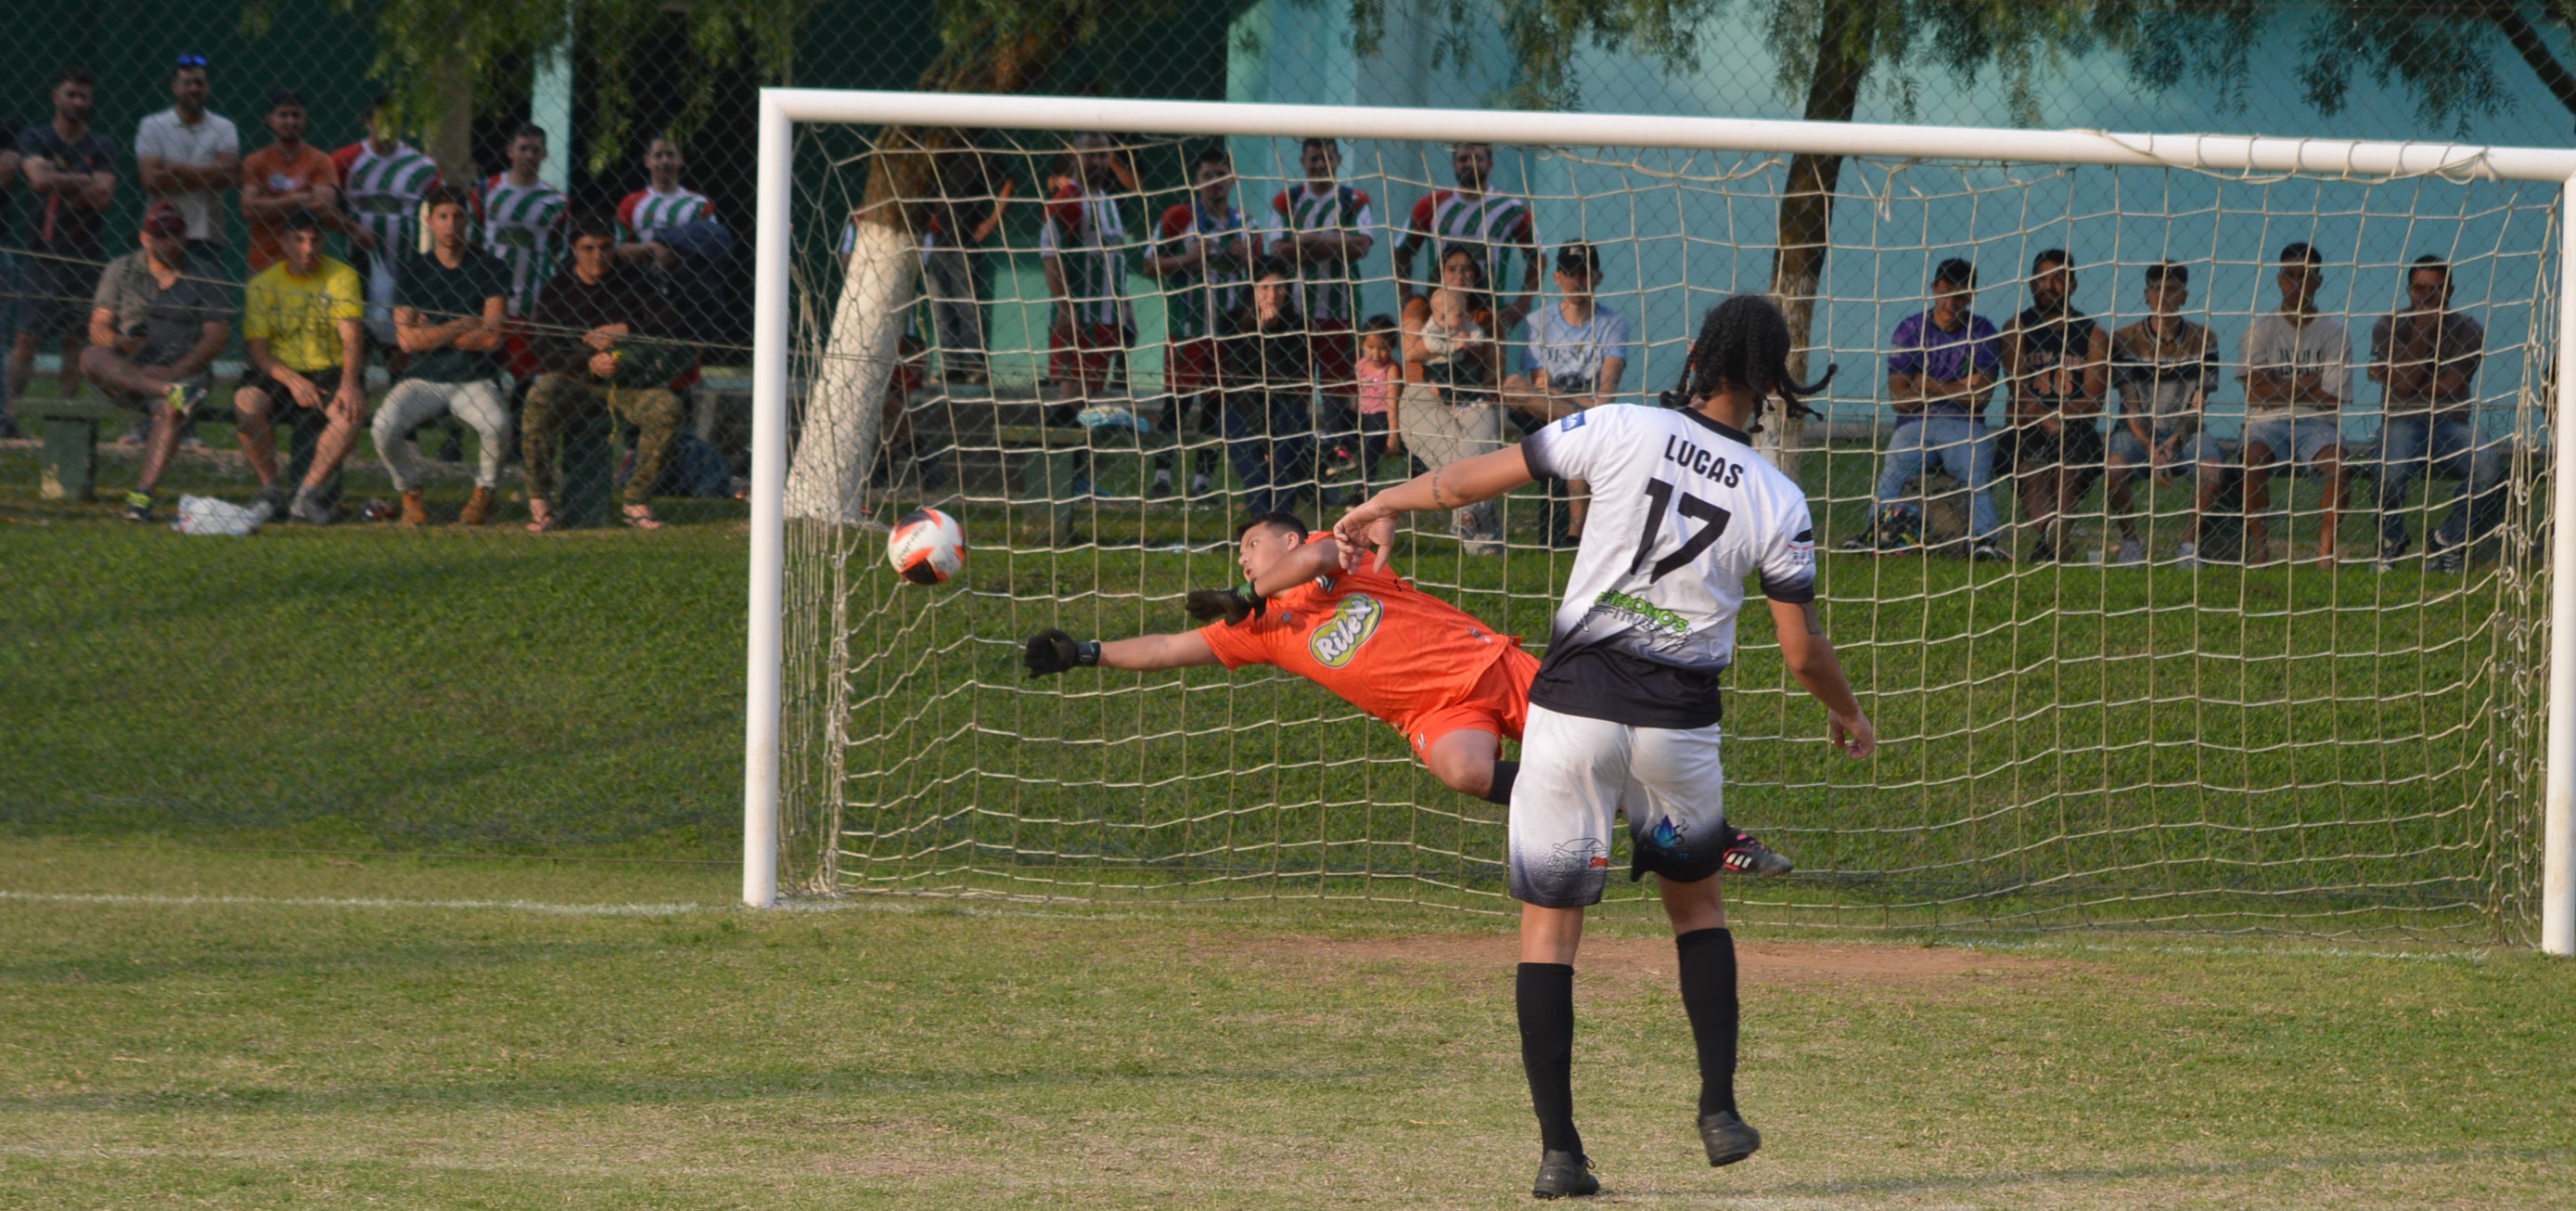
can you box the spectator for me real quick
[135,55,239,257]
[374,185,510,527]
[1852,257,2007,560]
[614,136,712,266]
[2104,262,2224,567]
[1039,132,1134,422]
[235,209,366,524]
[1998,249,2109,561]
[10,68,119,406]
[482,124,570,322]
[2368,255,2499,573]
[520,213,692,532]
[1395,142,1540,329]
[2237,241,2353,566]
[0,111,22,437]
[332,92,442,352]
[81,202,228,522]
[1219,257,1314,518]
[1264,137,1377,466]
[1399,245,1507,554]
[1500,241,1634,541]
[239,90,344,274]
[1352,313,1403,489]
[911,137,1014,386]
[1143,145,1252,501]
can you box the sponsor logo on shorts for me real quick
[1308,594,1384,668]
[1546,837,1609,880]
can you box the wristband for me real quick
[1073,640,1102,667]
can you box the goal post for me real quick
[745,87,2576,951]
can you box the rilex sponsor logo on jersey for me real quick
[1308,595,1385,667]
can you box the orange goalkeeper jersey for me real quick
[1196,538,1524,736]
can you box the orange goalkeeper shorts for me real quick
[1406,646,1538,764]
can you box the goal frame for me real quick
[741,86,2576,954]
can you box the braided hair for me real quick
[1659,294,1836,428]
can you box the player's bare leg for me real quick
[1426,728,1502,801]
[1519,903,1596,1198]
[1657,871,1762,1166]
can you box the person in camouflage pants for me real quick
[521,213,693,530]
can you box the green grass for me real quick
[2,841,2571,1209]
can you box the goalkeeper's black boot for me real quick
[1531,1150,1599,1199]
[1698,1110,1762,1167]
[1720,828,1793,878]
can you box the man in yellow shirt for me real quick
[236,208,366,522]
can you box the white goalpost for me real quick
[743,87,2576,953]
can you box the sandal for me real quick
[620,503,665,531]
[525,498,558,534]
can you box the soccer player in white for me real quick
[1336,294,1877,1198]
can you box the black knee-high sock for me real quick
[1674,927,1738,1117]
[1481,759,1519,806]
[1516,961,1583,1154]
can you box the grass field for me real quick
[4,841,2573,1209]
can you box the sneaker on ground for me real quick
[2113,539,2145,566]
[1461,539,1505,558]
[2172,541,2199,570]
[122,490,155,523]
[288,485,335,526]
[457,485,497,527]
[1968,540,2013,562]
[1698,1110,1762,1167]
[2430,535,2466,573]
[253,483,290,520]
[1147,473,1174,499]
[1720,829,1793,877]
[1190,472,1211,496]
[2026,542,2057,564]
[1531,1151,1599,1200]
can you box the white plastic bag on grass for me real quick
[172,496,269,535]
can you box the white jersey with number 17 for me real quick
[1517,404,1817,729]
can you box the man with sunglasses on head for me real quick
[135,55,239,260]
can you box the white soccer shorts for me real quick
[1507,702,1730,908]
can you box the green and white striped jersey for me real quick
[341,140,440,263]
[480,173,570,316]
[618,186,713,245]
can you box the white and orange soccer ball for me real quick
[886,508,967,585]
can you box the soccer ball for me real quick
[887,508,967,585]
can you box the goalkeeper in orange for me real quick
[1022,511,1794,876]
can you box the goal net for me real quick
[752,94,2575,945]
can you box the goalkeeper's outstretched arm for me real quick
[1023,628,1220,677]
[1767,599,1878,759]
[1332,447,1536,572]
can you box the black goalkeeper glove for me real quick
[1023,628,1102,677]
[1184,582,1265,626]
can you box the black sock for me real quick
[1674,927,1738,1118]
[1482,759,1519,806]
[1516,961,1583,1155]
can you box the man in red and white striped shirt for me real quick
[1396,142,1540,329]
[1039,132,1134,406]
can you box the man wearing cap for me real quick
[82,203,230,522]
[135,56,239,257]
[236,209,366,523]
[1501,241,1635,542]
[240,89,343,273]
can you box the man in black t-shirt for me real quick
[1997,249,2109,560]
[10,69,119,405]
[1,111,22,435]
[373,185,513,526]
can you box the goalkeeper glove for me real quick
[1184,582,1265,626]
[1023,628,1101,677]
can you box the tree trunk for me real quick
[1762,0,1877,480]
[424,38,478,184]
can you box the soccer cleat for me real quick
[1531,1151,1599,1199]
[1721,829,1793,878]
[122,490,155,523]
[1698,1110,1762,1167]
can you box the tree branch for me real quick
[2484,0,2576,122]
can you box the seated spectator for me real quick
[1218,257,1314,519]
[236,208,368,523]
[1998,249,2109,561]
[373,185,510,526]
[2369,255,2500,572]
[1399,245,1506,554]
[81,202,228,522]
[1853,257,2007,560]
[521,213,693,532]
[1501,241,1634,542]
[2103,262,2224,566]
[2237,241,2352,567]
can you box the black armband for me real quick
[1073,639,1103,667]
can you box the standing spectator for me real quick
[333,92,442,351]
[1143,145,1252,501]
[614,136,712,261]
[1039,132,1134,423]
[1219,257,1314,518]
[1352,314,1403,489]
[1997,249,2109,561]
[912,138,1013,385]
[520,213,692,532]
[235,209,366,524]
[1265,137,1377,464]
[482,124,570,321]
[1499,242,1634,542]
[1395,142,1541,329]
[1400,246,1507,555]
[239,90,343,274]
[2369,255,2499,572]
[1852,258,2008,560]
[81,203,228,522]
[2103,263,2224,566]
[135,55,238,257]
[2237,241,2353,567]
[0,111,22,437]
[373,185,510,527]
[10,69,119,406]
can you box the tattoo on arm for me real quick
[1431,466,1450,509]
